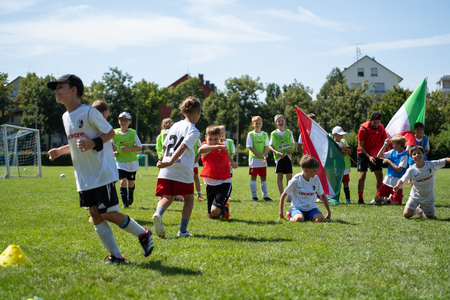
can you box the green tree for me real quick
[201,89,232,136]
[18,73,65,149]
[167,77,205,123]
[425,90,450,136]
[0,72,14,124]
[371,85,412,128]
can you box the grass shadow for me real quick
[194,234,292,243]
[435,204,450,208]
[220,218,279,225]
[328,219,356,225]
[135,260,203,276]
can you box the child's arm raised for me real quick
[376,139,390,158]
[48,145,70,161]
[198,144,227,155]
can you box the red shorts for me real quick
[342,174,350,183]
[376,183,403,203]
[249,167,267,177]
[155,178,194,197]
[193,167,198,175]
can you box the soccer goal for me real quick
[0,124,42,178]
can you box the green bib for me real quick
[270,129,294,159]
[113,128,138,163]
[249,131,268,159]
[341,139,351,169]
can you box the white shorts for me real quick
[405,197,435,216]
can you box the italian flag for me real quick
[295,106,345,204]
[385,78,427,145]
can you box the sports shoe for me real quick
[222,203,230,219]
[128,197,134,206]
[286,211,291,220]
[87,214,93,223]
[122,204,129,209]
[383,197,391,205]
[152,213,166,238]
[197,196,205,201]
[358,198,365,204]
[104,253,126,265]
[263,197,273,202]
[415,206,424,218]
[252,197,259,202]
[177,230,193,237]
[228,196,233,201]
[139,227,154,257]
[370,199,376,205]
[345,199,351,204]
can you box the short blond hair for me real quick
[92,100,109,114]
[218,125,226,132]
[206,125,221,137]
[391,135,406,148]
[300,155,320,169]
[251,116,262,124]
[274,114,285,123]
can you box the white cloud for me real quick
[0,0,40,14]
[261,7,350,32]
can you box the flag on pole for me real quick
[295,106,345,204]
[385,78,427,145]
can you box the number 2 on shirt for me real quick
[165,135,185,157]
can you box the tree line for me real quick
[2,67,450,163]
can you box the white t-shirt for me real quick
[63,104,118,192]
[383,149,408,188]
[158,120,200,183]
[298,135,302,144]
[115,131,142,172]
[246,131,269,168]
[401,159,446,204]
[223,139,236,173]
[269,129,295,162]
[285,172,324,212]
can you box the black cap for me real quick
[47,74,84,97]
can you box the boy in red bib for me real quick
[199,125,237,219]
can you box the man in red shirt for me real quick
[356,112,387,204]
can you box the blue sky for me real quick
[1,0,449,98]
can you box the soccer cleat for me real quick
[152,213,166,238]
[177,230,193,237]
[252,197,259,202]
[222,203,230,219]
[370,199,376,205]
[263,197,273,202]
[286,211,291,220]
[104,253,126,265]
[228,196,233,201]
[122,204,129,209]
[345,199,351,204]
[128,198,134,206]
[383,197,391,205]
[87,214,93,223]
[358,198,365,204]
[139,227,154,257]
[197,196,205,201]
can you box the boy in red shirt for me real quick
[198,125,238,219]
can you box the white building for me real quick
[436,75,450,97]
[342,55,403,96]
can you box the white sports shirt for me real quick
[401,159,446,204]
[63,104,118,191]
[285,172,324,212]
[159,120,200,183]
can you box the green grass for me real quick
[2,166,450,299]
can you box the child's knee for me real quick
[210,206,221,217]
[292,214,304,222]
[313,213,325,222]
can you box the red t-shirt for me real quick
[356,121,386,157]
[200,142,231,180]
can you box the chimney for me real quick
[199,74,204,84]
[205,80,210,88]
[210,83,215,91]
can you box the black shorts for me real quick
[206,183,232,213]
[79,182,120,214]
[357,153,383,172]
[275,155,293,174]
[118,169,136,181]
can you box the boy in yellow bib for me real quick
[113,112,142,208]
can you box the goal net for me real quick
[0,125,42,178]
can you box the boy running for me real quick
[47,74,153,264]
[199,125,238,219]
[153,97,201,238]
[113,112,142,208]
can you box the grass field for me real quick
[2,165,450,299]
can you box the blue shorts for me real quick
[289,207,322,221]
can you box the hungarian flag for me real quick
[295,106,345,203]
[385,78,427,145]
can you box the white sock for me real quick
[261,181,268,198]
[197,191,201,197]
[95,220,122,258]
[250,180,257,197]
[121,216,146,237]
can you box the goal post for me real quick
[0,124,42,178]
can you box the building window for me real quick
[374,83,385,92]
[352,83,362,89]
[443,81,450,88]
[357,68,364,77]
[371,68,378,77]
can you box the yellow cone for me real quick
[0,245,32,266]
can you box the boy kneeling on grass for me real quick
[393,146,450,219]
[279,155,331,222]
[198,125,237,219]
